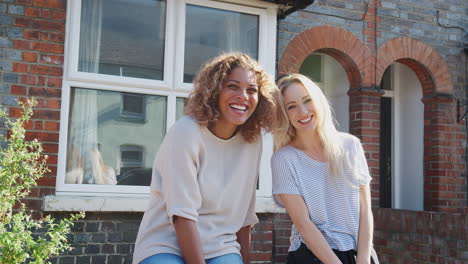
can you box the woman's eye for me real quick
[228,85,239,90]
[304,98,312,104]
[248,88,258,94]
[287,105,296,110]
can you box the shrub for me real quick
[0,98,84,264]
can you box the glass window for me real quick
[61,0,276,197]
[176,97,187,120]
[121,93,145,121]
[65,88,167,186]
[183,4,259,83]
[78,0,166,80]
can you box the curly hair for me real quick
[185,52,278,143]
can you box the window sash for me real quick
[59,0,277,196]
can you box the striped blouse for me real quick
[271,133,371,252]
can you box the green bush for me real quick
[0,99,84,264]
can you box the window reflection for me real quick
[66,88,166,186]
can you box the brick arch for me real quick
[278,25,374,90]
[376,37,453,94]
[377,37,462,212]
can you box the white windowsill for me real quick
[43,195,286,213]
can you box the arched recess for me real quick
[278,25,374,90]
[376,37,453,94]
[376,37,461,212]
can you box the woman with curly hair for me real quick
[271,74,374,264]
[133,53,278,264]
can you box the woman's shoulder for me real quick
[271,145,297,163]
[337,132,361,150]
[165,115,203,143]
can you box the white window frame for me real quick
[49,0,280,211]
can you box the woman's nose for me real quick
[237,88,249,100]
[298,104,308,114]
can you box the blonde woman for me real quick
[271,74,374,264]
[133,53,277,264]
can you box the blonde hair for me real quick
[185,52,278,143]
[274,74,355,183]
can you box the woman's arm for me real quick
[280,194,342,264]
[236,225,252,264]
[356,184,373,264]
[174,216,205,264]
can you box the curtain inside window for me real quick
[78,0,102,73]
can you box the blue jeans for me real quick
[140,253,243,264]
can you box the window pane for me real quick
[381,66,393,91]
[66,88,167,186]
[176,97,187,120]
[78,0,166,80]
[184,4,259,83]
[299,54,322,83]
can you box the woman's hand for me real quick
[280,194,342,264]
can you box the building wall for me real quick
[0,0,467,263]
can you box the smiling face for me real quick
[283,82,318,134]
[214,67,259,136]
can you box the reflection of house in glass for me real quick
[80,0,166,80]
[66,88,167,186]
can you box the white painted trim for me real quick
[382,90,394,97]
[392,64,401,209]
[57,0,278,199]
[43,195,286,213]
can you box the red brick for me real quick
[30,109,60,120]
[15,17,32,27]
[17,0,33,5]
[24,29,40,40]
[30,65,63,76]
[38,76,46,86]
[251,252,272,261]
[50,9,65,20]
[20,74,37,85]
[35,176,56,186]
[25,131,59,142]
[28,87,61,98]
[25,7,40,17]
[31,19,64,31]
[39,32,49,41]
[31,42,64,54]
[10,85,27,95]
[33,0,66,10]
[47,77,62,88]
[13,62,29,73]
[23,51,38,62]
[9,107,25,118]
[33,120,43,130]
[49,32,64,42]
[44,121,60,131]
[45,98,61,109]
[42,143,58,153]
[13,40,31,50]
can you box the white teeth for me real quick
[298,116,312,123]
[230,104,247,111]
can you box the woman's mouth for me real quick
[298,115,313,124]
[229,104,248,113]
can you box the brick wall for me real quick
[373,208,468,263]
[0,0,64,219]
